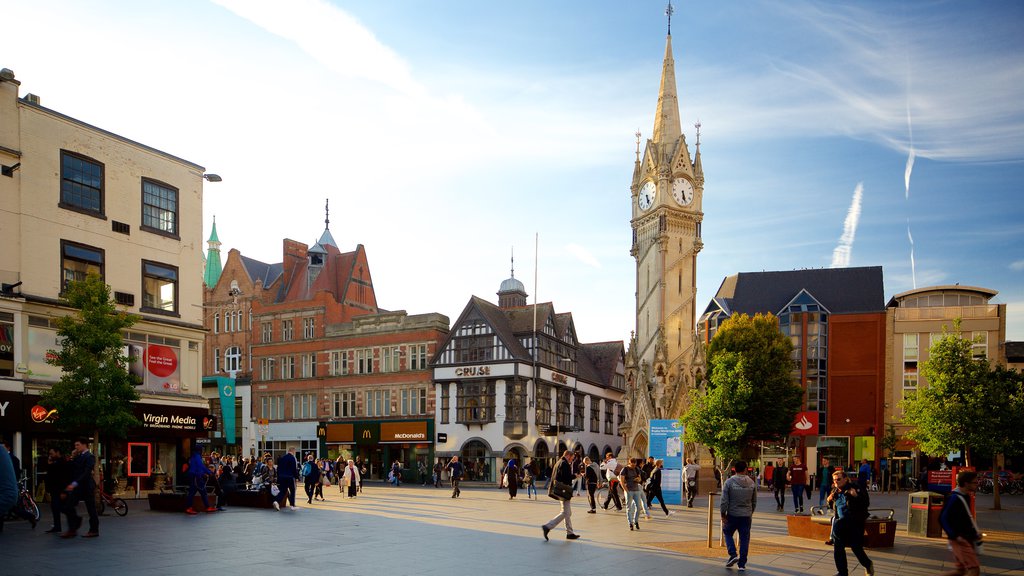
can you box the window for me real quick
[440,384,450,424]
[556,388,571,427]
[330,351,348,376]
[573,393,585,429]
[261,322,272,343]
[280,356,295,379]
[282,320,293,341]
[224,311,232,333]
[590,399,600,432]
[535,383,551,425]
[214,348,220,373]
[971,331,988,359]
[356,348,374,374]
[301,353,317,378]
[903,333,919,400]
[224,346,241,373]
[142,261,178,314]
[401,388,427,416]
[214,313,220,334]
[408,344,428,370]
[141,179,178,236]
[604,402,613,434]
[505,380,527,423]
[61,241,104,286]
[457,382,495,423]
[332,391,356,418]
[261,395,284,420]
[303,317,315,339]
[260,357,275,380]
[60,151,103,215]
[382,346,400,373]
[365,390,390,417]
[292,393,316,419]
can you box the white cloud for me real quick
[1010,260,1024,272]
[831,183,863,268]
[566,244,602,269]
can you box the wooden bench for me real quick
[148,487,274,512]
[786,508,896,548]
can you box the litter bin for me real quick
[907,491,944,538]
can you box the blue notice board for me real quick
[649,419,684,505]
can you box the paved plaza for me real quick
[1,485,1022,576]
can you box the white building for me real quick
[432,273,625,481]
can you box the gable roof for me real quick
[710,266,884,316]
[239,255,283,288]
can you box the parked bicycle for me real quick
[4,477,40,524]
[98,485,128,517]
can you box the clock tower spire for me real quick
[623,7,705,458]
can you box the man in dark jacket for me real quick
[828,470,873,576]
[44,447,71,533]
[62,438,99,538]
[772,459,788,511]
[939,471,982,576]
[541,450,580,541]
[275,447,299,510]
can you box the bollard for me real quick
[707,492,720,548]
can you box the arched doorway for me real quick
[534,439,550,479]
[630,433,648,459]
[588,445,600,463]
[461,439,494,482]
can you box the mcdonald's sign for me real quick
[354,422,378,445]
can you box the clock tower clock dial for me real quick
[638,180,656,211]
[671,177,693,206]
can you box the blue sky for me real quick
[3,0,1022,344]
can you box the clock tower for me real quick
[622,14,705,457]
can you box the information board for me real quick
[648,419,684,505]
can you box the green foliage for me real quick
[880,423,898,456]
[901,323,1024,465]
[40,274,141,439]
[682,313,802,461]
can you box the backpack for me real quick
[301,461,312,477]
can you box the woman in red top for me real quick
[788,456,808,513]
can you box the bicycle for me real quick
[594,480,623,508]
[97,486,128,517]
[5,478,40,524]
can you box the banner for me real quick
[214,376,236,444]
[649,419,684,505]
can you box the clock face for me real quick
[672,178,694,206]
[638,180,656,211]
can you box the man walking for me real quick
[599,452,622,511]
[275,447,299,510]
[721,460,757,572]
[817,457,835,508]
[301,453,320,504]
[621,458,645,531]
[789,456,807,513]
[447,456,463,498]
[583,457,600,513]
[541,450,580,541]
[772,458,788,511]
[684,457,701,508]
[828,469,874,576]
[62,438,99,538]
[939,471,982,576]
[44,447,71,533]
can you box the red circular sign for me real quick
[31,405,58,423]
[144,344,178,378]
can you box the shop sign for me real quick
[381,421,428,443]
[140,410,200,431]
[129,343,181,393]
[791,411,818,436]
[454,366,490,377]
[30,404,58,423]
[325,423,353,443]
[552,372,568,384]
[0,392,23,431]
[354,422,379,445]
[0,321,14,377]
[437,433,448,443]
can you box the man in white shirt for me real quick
[684,458,701,508]
[599,452,622,510]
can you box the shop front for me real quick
[322,419,433,482]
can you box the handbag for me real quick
[270,483,280,497]
[549,480,573,501]
[502,473,509,488]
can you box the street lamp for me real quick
[203,173,223,182]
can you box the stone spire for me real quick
[203,216,223,288]
[651,34,682,146]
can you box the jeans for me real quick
[625,489,644,525]
[833,517,872,576]
[723,514,752,568]
[773,485,787,509]
[792,484,805,511]
[819,483,830,507]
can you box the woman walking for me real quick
[646,459,673,516]
[621,458,645,530]
[341,459,361,499]
[583,457,600,513]
[503,458,519,499]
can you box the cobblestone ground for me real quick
[1,486,1021,576]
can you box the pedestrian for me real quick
[599,452,623,511]
[772,458,788,511]
[523,465,536,499]
[184,448,216,515]
[817,457,835,508]
[684,457,701,508]
[218,461,237,510]
[502,457,519,500]
[829,469,874,576]
[62,438,99,538]
[541,450,581,541]
[939,470,982,576]
[621,457,645,530]
[858,459,872,492]
[44,446,71,533]
[0,444,18,534]
[788,456,807,513]
[721,460,757,572]
[646,459,673,517]
[340,459,360,499]
[275,447,299,510]
[389,460,402,486]
[572,453,584,496]
[764,461,774,488]
[314,459,327,500]
[301,454,320,504]
[447,456,463,498]
[583,457,599,513]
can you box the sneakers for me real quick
[566,533,580,540]
[542,526,550,541]
[666,511,676,516]
[185,507,198,515]
[629,523,634,531]
[289,506,300,510]
[737,567,746,572]
[726,556,739,568]
[864,563,875,576]
[634,522,640,530]
[272,501,280,511]
[206,506,218,513]
[587,509,597,514]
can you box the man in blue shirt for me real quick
[446,456,463,498]
[858,459,872,491]
[275,447,299,510]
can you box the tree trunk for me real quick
[992,454,1001,510]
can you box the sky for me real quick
[3,0,1023,345]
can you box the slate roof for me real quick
[1005,341,1024,362]
[709,266,885,316]
[239,255,283,288]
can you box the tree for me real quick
[682,313,802,472]
[40,274,141,454]
[901,322,1024,509]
